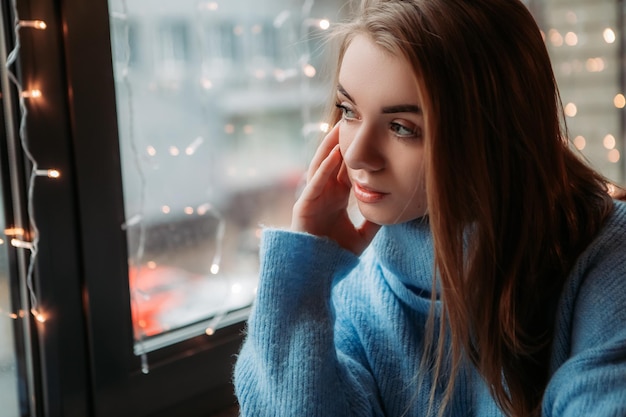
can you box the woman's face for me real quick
[337,35,427,225]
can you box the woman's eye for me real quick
[335,103,357,120]
[390,122,420,139]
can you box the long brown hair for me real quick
[329,1,615,416]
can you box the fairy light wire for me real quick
[5,0,50,323]
[1,1,51,416]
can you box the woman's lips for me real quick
[353,182,388,203]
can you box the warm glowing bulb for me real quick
[586,57,605,73]
[319,19,330,30]
[21,89,42,98]
[146,146,156,156]
[548,29,563,47]
[608,149,621,163]
[564,102,577,117]
[205,327,215,336]
[161,205,171,214]
[614,94,626,109]
[47,169,60,178]
[210,263,220,274]
[564,32,578,46]
[603,28,616,44]
[4,227,24,236]
[320,122,330,133]
[573,135,586,150]
[603,134,616,150]
[303,64,316,78]
[11,239,33,249]
[197,203,211,215]
[19,20,47,30]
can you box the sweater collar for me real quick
[369,217,440,309]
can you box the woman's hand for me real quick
[291,124,380,255]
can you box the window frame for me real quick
[9,0,244,415]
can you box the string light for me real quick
[603,28,616,44]
[18,20,46,30]
[564,32,578,46]
[34,169,60,178]
[4,227,25,236]
[11,239,33,250]
[303,18,331,30]
[564,102,577,117]
[603,134,616,150]
[608,149,621,163]
[3,2,53,354]
[548,29,563,47]
[303,64,316,78]
[20,89,41,98]
[586,57,605,73]
[204,311,226,336]
[573,135,586,150]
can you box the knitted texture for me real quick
[234,201,626,416]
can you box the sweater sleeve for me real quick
[542,244,626,417]
[542,328,626,417]
[233,229,385,417]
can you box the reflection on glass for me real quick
[107,0,341,349]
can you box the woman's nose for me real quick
[342,125,385,172]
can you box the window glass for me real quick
[0,178,20,416]
[539,0,624,185]
[107,0,342,350]
[0,263,19,417]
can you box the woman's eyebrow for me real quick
[337,84,355,103]
[337,83,422,114]
[381,104,422,114]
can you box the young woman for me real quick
[234,0,626,416]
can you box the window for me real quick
[107,0,343,357]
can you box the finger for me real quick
[300,144,343,202]
[307,123,340,183]
[337,159,350,188]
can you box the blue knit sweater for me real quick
[234,201,626,416]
